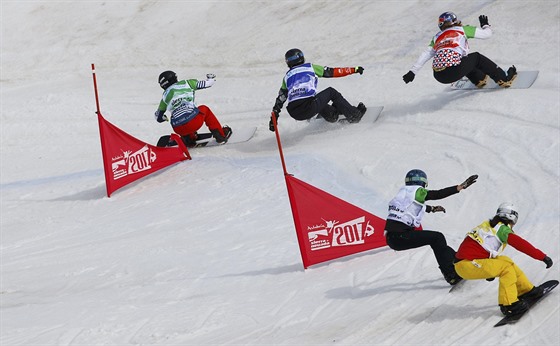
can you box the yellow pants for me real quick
[454,256,534,306]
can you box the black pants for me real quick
[287,87,359,121]
[434,52,507,85]
[386,230,457,275]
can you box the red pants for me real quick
[173,105,224,139]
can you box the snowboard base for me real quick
[494,279,558,327]
[308,105,384,124]
[451,71,539,90]
[338,105,384,124]
[157,127,256,148]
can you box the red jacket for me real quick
[456,233,546,261]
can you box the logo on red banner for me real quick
[285,175,387,268]
[307,216,375,251]
[111,145,157,180]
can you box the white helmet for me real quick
[496,202,519,225]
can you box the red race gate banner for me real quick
[285,175,387,268]
[269,112,387,269]
[98,112,190,197]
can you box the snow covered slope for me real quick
[1,1,559,345]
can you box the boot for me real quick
[440,265,462,285]
[346,103,367,123]
[443,272,463,285]
[475,75,488,88]
[223,126,232,140]
[518,285,544,301]
[499,300,528,316]
[497,65,517,88]
[357,102,367,116]
[181,133,198,148]
[211,126,232,144]
[320,106,340,123]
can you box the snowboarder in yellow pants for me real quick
[454,203,553,316]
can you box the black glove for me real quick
[460,175,478,189]
[269,111,279,132]
[479,15,489,27]
[403,71,415,84]
[543,256,553,269]
[355,66,364,75]
[429,205,446,213]
[155,110,168,123]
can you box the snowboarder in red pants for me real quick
[155,70,231,147]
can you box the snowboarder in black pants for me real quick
[402,12,517,88]
[269,48,367,131]
[384,169,478,285]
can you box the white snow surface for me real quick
[1,1,559,345]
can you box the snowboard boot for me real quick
[222,126,232,141]
[518,285,544,301]
[320,105,340,123]
[497,65,517,88]
[357,102,367,116]
[499,300,528,316]
[440,265,462,285]
[475,75,489,88]
[346,102,367,123]
[212,126,233,144]
[443,272,463,285]
[181,133,198,148]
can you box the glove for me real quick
[155,110,168,123]
[460,175,478,189]
[486,277,496,282]
[269,110,279,132]
[479,15,489,28]
[430,205,446,213]
[206,73,216,80]
[355,66,364,75]
[403,71,415,84]
[543,256,553,269]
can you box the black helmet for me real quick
[158,70,178,90]
[405,169,428,188]
[285,48,305,68]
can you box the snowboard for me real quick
[494,279,558,327]
[451,71,539,90]
[309,105,384,124]
[157,126,257,148]
[338,106,384,124]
